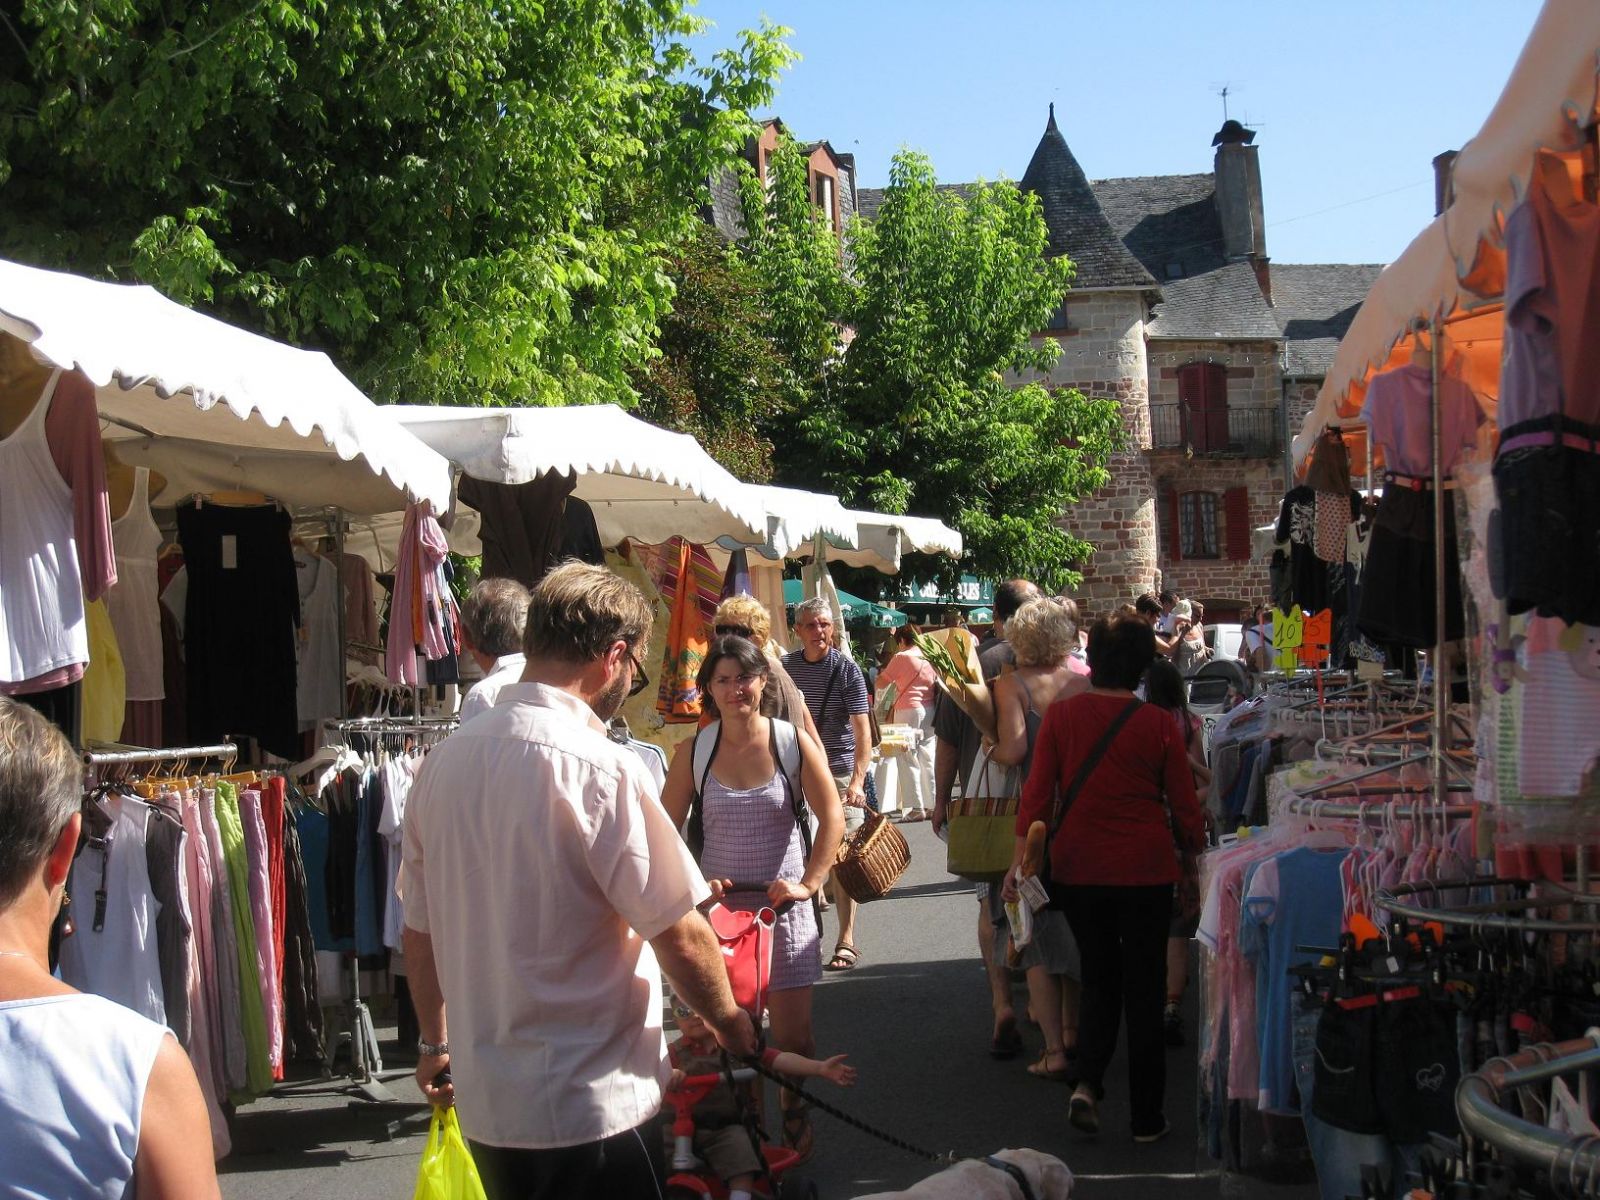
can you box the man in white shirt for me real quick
[1154,589,1180,634]
[403,563,756,1199]
[457,577,530,723]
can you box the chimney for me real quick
[1212,120,1268,294]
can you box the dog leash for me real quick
[734,1054,1040,1200]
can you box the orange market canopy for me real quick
[1292,0,1600,468]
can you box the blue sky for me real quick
[690,1,1542,265]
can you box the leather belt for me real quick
[1382,471,1457,492]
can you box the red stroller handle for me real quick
[712,880,797,917]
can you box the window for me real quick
[813,172,837,230]
[1177,362,1229,453]
[1179,491,1221,559]
[1044,298,1074,332]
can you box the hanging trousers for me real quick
[1058,883,1174,1136]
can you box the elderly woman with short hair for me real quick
[0,697,220,1198]
[990,599,1088,1083]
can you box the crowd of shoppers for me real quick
[2,548,1261,1198]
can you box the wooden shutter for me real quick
[1177,364,1203,448]
[1198,364,1229,453]
[1224,486,1251,560]
[1162,487,1182,562]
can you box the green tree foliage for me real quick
[0,1,792,407]
[742,142,1123,591]
[630,224,789,481]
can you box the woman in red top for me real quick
[1008,615,1204,1143]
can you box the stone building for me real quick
[861,109,1380,618]
[706,110,1378,618]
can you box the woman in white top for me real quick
[0,697,219,1200]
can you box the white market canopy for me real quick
[827,508,964,573]
[388,403,773,547]
[0,257,454,514]
[1292,0,1600,466]
[744,484,861,561]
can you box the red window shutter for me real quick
[1224,486,1251,560]
[1163,488,1182,562]
[1198,364,1229,453]
[1177,364,1202,447]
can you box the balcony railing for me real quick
[1150,403,1280,458]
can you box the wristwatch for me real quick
[418,1038,450,1057]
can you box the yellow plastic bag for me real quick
[413,1106,488,1200]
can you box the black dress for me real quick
[176,501,301,757]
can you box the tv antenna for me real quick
[1212,82,1239,122]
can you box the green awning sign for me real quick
[895,575,994,608]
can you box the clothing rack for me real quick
[1457,1030,1600,1194]
[315,715,453,1107]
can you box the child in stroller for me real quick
[665,997,855,1200]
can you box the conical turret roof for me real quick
[1021,105,1159,291]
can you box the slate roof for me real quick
[704,167,747,241]
[1022,109,1158,291]
[854,183,976,224]
[796,118,1381,374]
[1270,263,1385,376]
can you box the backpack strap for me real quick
[767,717,822,925]
[686,722,723,861]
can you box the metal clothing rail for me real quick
[1283,794,1475,821]
[83,742,238,767]
[1458,1030,1600,1195]
[1379,878,1600,933]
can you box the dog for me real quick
[853,1147,1073,1200]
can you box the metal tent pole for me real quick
[1429,315,1447,809]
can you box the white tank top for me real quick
[57,794,167,1025]
[107,467,166,701]
[0,992,168,1199]
[0,368,89,684]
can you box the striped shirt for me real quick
[781,648,870,775]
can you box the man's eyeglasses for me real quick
[626,646,649,698]
[800,619,832,631]
[714,623,753,639]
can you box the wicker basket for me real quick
[833,810,911,903]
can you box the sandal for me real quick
[898,810,927,823]
[782,1101,815,1164]
[824,943,860,972]
[1028,1049,1073,1082]
[989,1015,1023,1060]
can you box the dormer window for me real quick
[813,172,838,231]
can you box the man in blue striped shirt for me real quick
[782,598,871,972]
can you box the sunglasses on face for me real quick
[626,646,649,698]
[714,623,754,639]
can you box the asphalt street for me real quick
[218,819,1321,1199]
